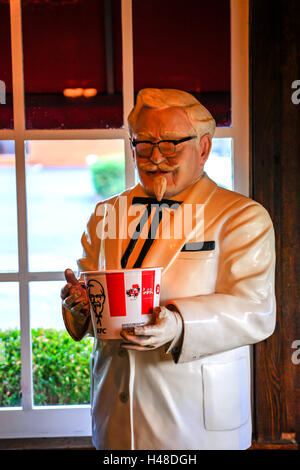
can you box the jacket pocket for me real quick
[202,357,251,431]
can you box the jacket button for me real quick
[119,392,128,403]
[118,348,126,357]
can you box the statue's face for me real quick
[131,107,207,198]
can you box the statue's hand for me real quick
[60,268,90,317]
[120,306,182,351]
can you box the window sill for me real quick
[0,436,95,450]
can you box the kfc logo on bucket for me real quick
[126,284,140,298]
[83,267,162,339]
[87,279,106,327]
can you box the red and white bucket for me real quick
[82,267,163,339]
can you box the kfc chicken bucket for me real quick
[82,267,163,339]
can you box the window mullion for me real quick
[10,0,33,411]
[121,0,135,189]
[22,128,126,140]
[214,127,235,138]
[0,130,15,140]
[230,0,249,196]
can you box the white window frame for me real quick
[0,0,249,438]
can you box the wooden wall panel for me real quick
[250,0,300,448]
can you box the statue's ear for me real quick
[129,139,135,159]
[199,134,212,166]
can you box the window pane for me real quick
[205,138,233,190]
[132,0,231,126]
[22,0,123,129]
[0,141,18,272]
[30,281,93,406]
[26,139,125,272]
[0,2,13,129]
[0,283,21,408]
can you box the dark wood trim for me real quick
[250,440,298,451]
[0,437,298,451]
[0,436,95,450]
[250,0,300,445]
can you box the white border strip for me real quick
[10,0,33,411]
[121,0,135,188]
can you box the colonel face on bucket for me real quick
[128,89,216,200]
[87,279,106,326]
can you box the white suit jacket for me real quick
[62,172,276,450]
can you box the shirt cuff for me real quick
[164,309,184,360]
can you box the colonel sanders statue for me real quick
[61,88,276,450]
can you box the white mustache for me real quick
[138,161,179,172]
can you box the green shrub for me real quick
[90,157,125,198]
[0,329,21,407]
[0,329,93,407]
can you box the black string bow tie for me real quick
[121,196,182,269]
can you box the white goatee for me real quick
[153,175,167,201]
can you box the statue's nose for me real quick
[150,145,166,165]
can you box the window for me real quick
[0,0,249,438]
[0,2,13,128]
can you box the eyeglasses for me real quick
[131,136,197,158]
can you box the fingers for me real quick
[63,299,90,315]
[61,284,82,301]
[72,300,90,314]
[119,308,167,347]
[64,268,81,286]
[62,291,80,310]
[120,330,155,347]
[153,306,168,320]
[62,290,90,314]
[133,324,161,336]
[119,306,179,351]
[61,269,90,317]
[60,283,72,300]
[121,343,156,351]
[120,323,161,340]
[62,268,81,301]
[61,279,88,302]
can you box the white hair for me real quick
[128,88,216,139]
